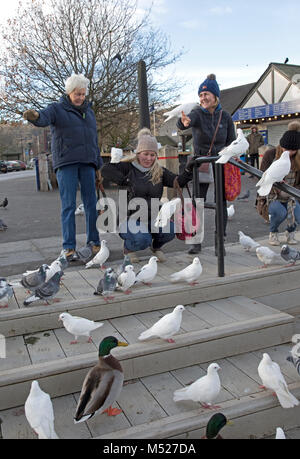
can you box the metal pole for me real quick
[215,163,225,277]
[137,60,151,130]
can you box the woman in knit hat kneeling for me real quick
[100,128,193,263]
[267,123,300,246]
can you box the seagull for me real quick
[110,147,124,164]
[85,240,109,269]
[0,218,8,231]
[164,102,199,123]
[215,129,249,164]
[25,380,59,439]
[59,312,103,344]
[280,244,300,267]
[138,305,185,343]
[256,151,291,196]
[117,265,136,294]
[135,256,158,286]
[154,198,181,228]
[170,257,202,285]
[227,204,235,220]
[256,246,282,268]
[258,352,299,408]
[23,271,64,306]
[0,197,8,208]
[237,190,250,201]
[238,231,260,252]
[173,363,221,409]
[94,267,118,301]
[0,278,14,308]
[75,203,85,216]
[275,427,286,439]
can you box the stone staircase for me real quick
[1,237,300,439]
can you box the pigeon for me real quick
[23,271,64,306]
[286,354,300,376]
[173,363,221,409]
[154,198,181,228]
[215,129,249,164]
[135,256,158,286]
[75,203,85,216]
[76,242,96,264]
[110,147,124,164]
[275,427,286,439]
[25,380,59,439]
[280,244,300,267]
[256,246,282,268]
[19,264,50,292]
[55,252,69,271]
[227,204,235,220]
[163,102,199,123]
[256,150,291,197]
[258,353,299,408]
[85,240,109,269]
[238,231,260,252]
[170,257,202,285]
[117,265,136,294]
[93,267,118,301]
[0,218,8,231]
[237,190,250,201]
[116,254,131,277]
[59,312,104,344]
[286,334,300,376]
[138,305,185,343]
[0,197,8,208]
[0,278,14,308]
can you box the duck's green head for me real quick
[98,336,128,357]
[206,413,228,439]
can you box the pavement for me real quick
[0,170,271,277]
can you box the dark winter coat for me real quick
[29,96,102,171]
[176,105,236,156]
[100,161,192,218]
[246,131,264,155]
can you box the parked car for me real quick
[0,160,7,173]
[6,161,22,172]
[16,160,27,170]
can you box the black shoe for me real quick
[188,244,202,254]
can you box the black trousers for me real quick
[248,153,259,169]
[198,182,227,237]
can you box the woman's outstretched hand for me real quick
[181,111,191,127]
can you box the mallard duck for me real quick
[74,336,128,423]
[203,413,230,439]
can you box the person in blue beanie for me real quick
[177,74,236,255]
[23,74,102,261]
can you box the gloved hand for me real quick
[23,109,39,122]
[185,157,198,172]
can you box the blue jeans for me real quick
[119,219,175,252]
[56,164,100,249]
[269,200,300,233]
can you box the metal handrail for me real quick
[191,155,300,277]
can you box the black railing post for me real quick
[137,60,151,130]
[215,163,225,277]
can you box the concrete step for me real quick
[0,297,294,411]
[1,343,299,439]
[2,252,300,338]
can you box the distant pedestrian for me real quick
[246,126,264,173]
[23,74,102,261]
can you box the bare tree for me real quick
[0,0,184,148]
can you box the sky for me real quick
[1,0,300,104]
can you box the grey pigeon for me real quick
[0,197,8,208]
[0,278,14,308]
[280,244,300,267]
[76,242,96,264]
[286,355,300,376]
[94,267,118,301]
[116,254,131,277]
[237,190,250,201]
[23,271,64,306]
[0,219,8,231]
[20,264,49,292]
[55,253,69,271]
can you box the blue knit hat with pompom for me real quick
[198,74,220,98]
